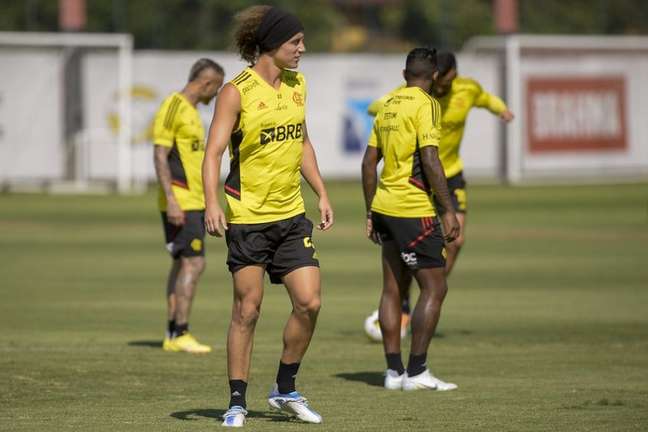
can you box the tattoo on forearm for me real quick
[421,147,453,212]
[361,149,380,213]
[362,171,377,213]
[154,148,174,198]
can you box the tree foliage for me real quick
[0,0,646,52]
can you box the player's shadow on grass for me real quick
[334,371,384,387]
[171,408,285,422]
[127,340,162,348]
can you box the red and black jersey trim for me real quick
[224,129,243,200]
[168,140,188,189]
[408,139,431,192]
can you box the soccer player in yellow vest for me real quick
[202,6,333,427]
[362,47,461,391]
[366,51,514,334]
[153,58,224,353]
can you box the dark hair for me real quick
[188,58,224,82]
[234,5,273,65]
[404,47,437,80]
[436,51,457,77]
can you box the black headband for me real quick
[255,7,304,52]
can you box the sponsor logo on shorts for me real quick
[191,238,202,252]
[304,236,319,259]
[401,252,418,266]
[454,188,467,211]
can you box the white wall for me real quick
[21,46,648,184]
[0,49,64,182]
[81,51,503,182]
[0,49,505,183]
[4,42,648,186]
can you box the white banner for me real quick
[519,54,648,178]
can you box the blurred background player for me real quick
[364,51,514,339]
[362,47,460,391]
[202,6,333,427]
[153,58,224,353]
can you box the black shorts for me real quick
[434,171,467,214]
[371,212,446,269]
[225,213,319,284]
[161,210,206,259]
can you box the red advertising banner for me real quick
[526,77,627,153]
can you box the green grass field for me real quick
[1,182,647,431]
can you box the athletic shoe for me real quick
[267,385,322,423]
[221,405,247,427]
[402,369,458,391]
[384,369,405,390]
[167,333,212,354]
[162,336,175,352]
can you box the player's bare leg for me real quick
[225,265,265,412]
[268,266,323,424]
[402,266,457,391]
[166,256,210,353]
[280,266,321,363]
[163,259,181,350]
[174,256,206,326]
[378,241,410,389]
[228,265,265,380]
[379,241,406,354]
[444,212,466,276]
[165,258,181,323]
[410,267,447,354]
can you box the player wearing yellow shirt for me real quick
[362,48,460,392]
[368,51,514,274]
[202,6,333,427]
[153,58,224,354]
[365,52,514,340]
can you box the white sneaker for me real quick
[402,369,458,391]
[268,385,322,423]
[384,369,405,390]
[221,406,247,427]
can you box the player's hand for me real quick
[205,203,228,237]
[500,110,514,122]
[167,199,185,226]
[366,215,382,245]
[441,212,460,243]
[317,195,334,231]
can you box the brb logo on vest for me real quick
[260,123,303,145]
